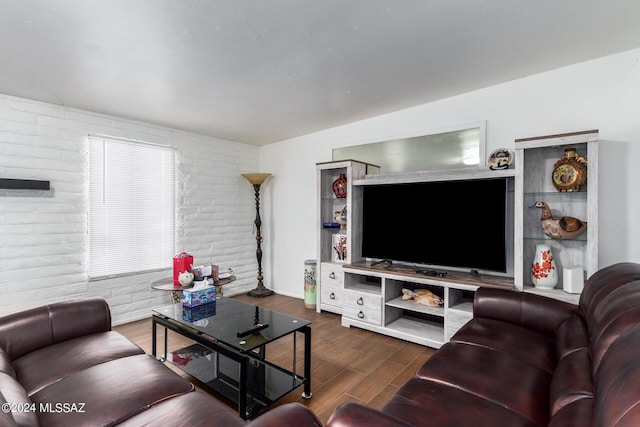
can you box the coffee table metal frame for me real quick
[152,301,312,419]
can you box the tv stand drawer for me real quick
[343,289,382,326]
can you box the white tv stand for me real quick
[341,261,513,349]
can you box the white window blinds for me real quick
[88,135,175,279]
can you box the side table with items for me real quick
[151,270,236,303]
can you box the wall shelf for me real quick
[0,178,50,190]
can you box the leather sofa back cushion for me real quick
[0,349,15,378]
[579,262,640,322]
[0,372,38,427]
[547,398,594,427]
[473,288,577,338]
[0,297,111,361]
[0,306,54,361]
[47,297,111,343]
[593,324,640,426]
[549,348,593,415]
[555,315,589,360]
[588,281,640,372]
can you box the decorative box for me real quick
[182,301,216,321]
[182,285,216,307]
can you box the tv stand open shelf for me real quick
[341,261,513,348]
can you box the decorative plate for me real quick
[488,149,513,170]
[552,148,587,192]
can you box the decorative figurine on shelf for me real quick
[552,147,588,192]
[530,201,587,240]
[402,288,443,307]
[334,206,347,229]
[332,173,347,198]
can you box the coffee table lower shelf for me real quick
[164,343,305,419]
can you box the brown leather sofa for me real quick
[328,262,640,427]
[0,297,321,427]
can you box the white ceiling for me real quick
[1,1,640,145]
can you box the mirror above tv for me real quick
[332,121,486,173]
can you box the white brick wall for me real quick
[0,94,260,325]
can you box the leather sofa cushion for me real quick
[0,306,53,361]
[116,394,324,427]
[328,402,412,427]
[593,324,640,426]
[579,262,640,320]
[47,297,111,344]
[588,281,640,372]
[416,342,550,426]
[115,391,246,427]
[548,398,594,427]
[555,315,589,359]
[0,372,38,427]
[381,378,539,427]
[0,349,15,378]
[0,297,111,361]
[31,354,194,427]
[549,348,593,415]
[473,288,576,338]
[450,317,556,374]
[13,331,144,396]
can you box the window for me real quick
[88,135,175,279]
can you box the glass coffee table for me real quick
[152,297,311,420]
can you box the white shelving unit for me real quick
[316,160,379,315]
[514,130,598,303]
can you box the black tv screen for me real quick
[361,178,508,273]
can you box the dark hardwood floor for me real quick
[114,293,435,425]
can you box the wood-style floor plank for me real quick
[114,293,435,425]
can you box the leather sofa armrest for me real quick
[473,288,578,337]
[247,403,322,427]
[327,402,412,427]
[0,297,112,360]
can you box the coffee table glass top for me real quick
[152,297,310,352]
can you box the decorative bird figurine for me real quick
[530,201,587,240]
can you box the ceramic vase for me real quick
[304,260,317,309]
[332,173,347,198]
[531,244,558,289]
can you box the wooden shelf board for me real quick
[385,296,444,317]
[448,301,474,314]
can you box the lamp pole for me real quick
[242,173,274,297]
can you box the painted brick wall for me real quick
[0,94,260,325]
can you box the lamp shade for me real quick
[242,173,272,185]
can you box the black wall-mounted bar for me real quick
[0,178,51,190]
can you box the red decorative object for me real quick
[173,252,193,285]
[332,174,347,198]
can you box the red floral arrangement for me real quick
[532,249,555,279]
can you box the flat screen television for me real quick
[361,178,510,274]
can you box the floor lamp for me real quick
[242,173,274,297]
